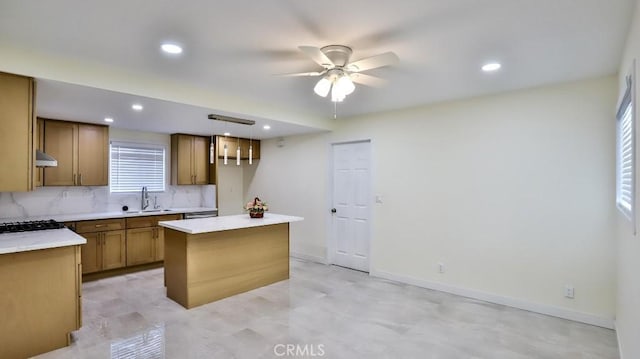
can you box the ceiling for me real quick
[0,0,636,137]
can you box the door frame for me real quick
[326,139,374,271]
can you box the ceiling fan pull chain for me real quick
[334,101,337,119]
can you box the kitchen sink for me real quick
[126,209,175,214]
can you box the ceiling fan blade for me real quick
[350,73,387,87]
[298,46,334,68]
[274,71,324,77]
[345,51,399,72]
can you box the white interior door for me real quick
[331,141,371,272]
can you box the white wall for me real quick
[217,163,246,215]
[616,0,640,357]
[245,133,329,261]
[253,76,618,326]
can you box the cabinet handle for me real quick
[95,224,106,228]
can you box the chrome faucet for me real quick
[141,186,149,210]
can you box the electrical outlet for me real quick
[564,285,575,299]
[438,262,445,274]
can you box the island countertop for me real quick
[0,228,87,255]
[158,213,303,234]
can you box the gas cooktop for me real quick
[0,219,66,234]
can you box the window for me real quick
[110,142,165,193]
[616,65,636,220]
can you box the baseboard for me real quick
[290,252,328,265]
[370,269,615,329]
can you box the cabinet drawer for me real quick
[126,216,155,229]
[75,218,125,233]
[126,214,182,229]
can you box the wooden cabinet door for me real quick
[77,124,108,186]
[126,228,155,265]
[80,232,101,274]
[217,136,239,159]
[0,72,34,192]
[192,136,209,184]
[239,139,260,160]
[251,140,260,160]
[155,227,165,261]
[102,230,126,270]
[176,135,194,184]
[43,120,77,186]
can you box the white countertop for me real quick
[159,213,304,234]
[0,207,218,223]
[0,228,87,255]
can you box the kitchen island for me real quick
[159,213,303,309]
[0,228,85,359]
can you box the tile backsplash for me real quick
[0,185,216,219]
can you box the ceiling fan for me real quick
[280,45,399,102]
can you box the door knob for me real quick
[331,208,337,213]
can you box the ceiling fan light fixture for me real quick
[331,84,346,102]
[335,75,355,96]
[314,77,332,97]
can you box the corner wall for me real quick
[245,133,329,262]
[251,76,618,327]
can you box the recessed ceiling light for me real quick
[104,117,114,123]
[131,104,143,111]
[482,63,501,72]
[263,125,271,130]
[161,43,183,54]
[224,132,231,136]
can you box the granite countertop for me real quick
[0,228,87,255]
[159,213,304,234]
[0,207,218,223]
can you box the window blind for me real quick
[110,142,165,193]
[616,71,635,219]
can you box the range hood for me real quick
[35,149,58,167]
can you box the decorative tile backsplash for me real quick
[0,185,216,219]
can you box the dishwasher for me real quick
[184,210,218,219]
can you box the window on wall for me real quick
[110,142,166,193]
[616,63,636,221]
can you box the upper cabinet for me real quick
[43,119,109,186]
[171,134,212,185]
[216,136,260,160]
[0,72,35,192]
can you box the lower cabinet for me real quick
[73,214,182,276]
[74,218,126,274]
[126,214,180,265]
[126,227,157,265]
[80,230,126,274]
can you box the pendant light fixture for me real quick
[209,135,214,164]
[248,124,254,165]
[223,143,228,165]
[207,114,256,166]
[236,137,241,166]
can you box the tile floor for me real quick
[35,259,619,359]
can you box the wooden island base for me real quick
[0,245,82,359]
[164,223,290,309]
